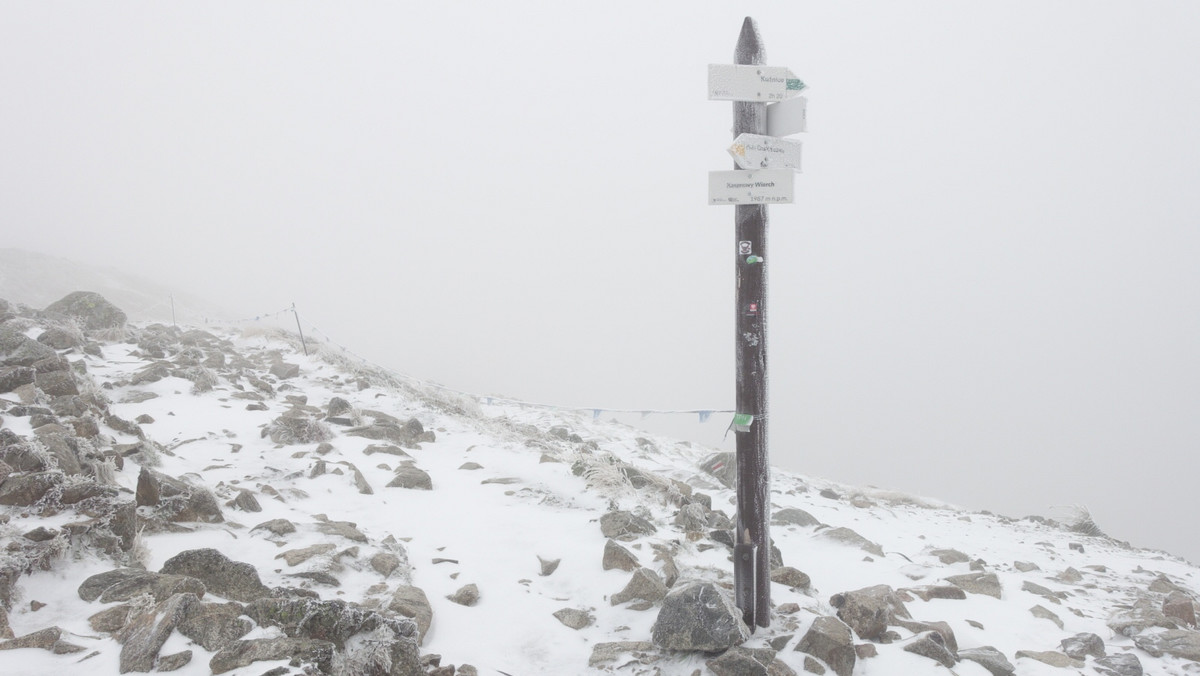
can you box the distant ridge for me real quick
[0,248,229,325]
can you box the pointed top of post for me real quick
[735,17,765,66]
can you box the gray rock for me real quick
[829,585,910,641]
[371,552,401,578]
[0,326,58,366]
[0,471,62,506]
[600,510,657,539]
[79,568,149,602]
[160,548,271,603]
[700,452,737,488]
[447,583,480,607]
[893,619,957,654]
[117,592,200,673]
[389,585,433,644]
[796,616,856,676]
[553,608,594,630]
[816,527,884,557]
[673,503,709,532]
[1095,653,1144,676]
[34,370,78,397]
[0,366,35,394]
[903,630,956,667]
[269,362,300,379]
[651,581,749,652]
[1022,580,1064,603]
[1014,560,1040,572]
[313,517,369,542]
[772,507,821,528]
[156,650,192,672]
[0,605,11,640]
[707,646,797,676]
[209,637,335,674]
[96,571,206,604]
[251,518,296,536]
[903,585,967,601]
[1132,629,1200,660]
[286,571,340,587]
[1108,596,1178,637]
[246,597,418,655]
[1060,632,1106,659]
[276,543,336,567]
[227,489,262,512]
[44,291,127,330]
[88,604,133,633]
[0,626,86,654]
[945,571,1002,599]
[537,555,561,576]
[327,397,353,417]
[929,548,970,564]
[611,568,667,606]
[1164,590,1197,627]
[1015,650,1082,668]
[264,415,331,445]
[37,327,83,350]
[387,466,432,490]
[177,602,252,652]
[958,646,1015,676]
[347,418,427,447]
[1030,604,1063,629]
[603,539,640,572]
[588,641,656,668]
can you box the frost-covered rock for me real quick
[796,616,855,676]
[651,581,749,652]
[160,549,270,603]
[44,291,127,330]
[829,584,910,641]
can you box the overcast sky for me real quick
[3,2,1199,561]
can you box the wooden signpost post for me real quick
[708,16,807,630]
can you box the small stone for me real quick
[447,583,480,607]
[603,539,640,572]
[553,608,594,630]
[537,556,561,576]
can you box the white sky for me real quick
[3,2,1199,560]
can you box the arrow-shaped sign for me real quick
[766,96,807,137]
[708,64,805,102]
[729,134,803,171]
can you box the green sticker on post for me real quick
[732,413,754,432]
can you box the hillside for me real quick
[2,291,1199,675]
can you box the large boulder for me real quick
[600,510,657,539]
[389,586,433,644]
[651,581,749,652]
[44,291,127,330]
[958,646,1015,676]
[829,585,910,641]
[245,597,418,652]
[795,616,856,676]
[160,549,271,603]
[611,568,667,606]
[1133,629,1200,661]
[117,592,200,673]
[945,572,1002,599]
[0,326,57,367]
[209,638,335,675]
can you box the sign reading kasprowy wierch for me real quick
[728,134,803,171]
[708,64,806,102]
[708,168,795,205]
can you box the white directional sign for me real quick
[709,169,795,205]
[708,64,805,102]
[729,134,803,171]
[766,96,808,137]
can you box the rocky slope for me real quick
[1,291,1199,676]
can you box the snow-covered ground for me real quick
[2,317,1199,675]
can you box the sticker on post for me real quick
[732,413,755,432]
[745,302,759,316]
[739,241,753,255]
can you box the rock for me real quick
[929,548,970,564]
[773,507,821,527]
[276,543,336,567]
[251,518,296,536]
[79,568,150,602]
[327,397,353,417]
[209,637,335,674]
[1095,653,1144,676]
[347,419,427,447]
[1060,632,1106,659]
[37,327,83,349]
[537,555,561,576]
[796,616,856,676]
[707,646,797,676]
[673,503,709,532]
[44,291,127,330]
[176,603,252,651]
[0,326,58,366]
[1132,628,1200,660]
[156,650,192,672]
[600,510,657,539]
[553,608,594,630]
[0,366,35,393]
[88,604,133,633]
[1149,574,1185,594]
[945,571,1002,599]
[371,552,401,578]
[387,466,433,490]
[903,630,956,667]
[247,597,418,651]
[140,470,224,523]
[96,571,206,604]
[117,593,199,672]
[1030,604,1063,629]
[588,641,656,668]
[904,585,967,601]
[314,517,369,542]
[1015,650,1083,668]
[700,452,737,488]
[34,370,78,396]
[160,548,271,603]
[269,362,300,379]
[1165,590,1197,627]
[603,539,640,571]
[651,581,749,651]
[447,583,480,607]
[828,585,910,641]
[1108,596,1178,636]
[389,586,433,644]
[286,571,341,587]
[0,470,62,506]
[651,545,680,588]
[226,489,262,512]
[1014,561,1040,572]
[0,626,86,654]
[611,568,667,606]
[264,415,332,445]
[958,646,1015,676]
[0,606,11,640]
[816,527,884,557]
[893,619,957,654]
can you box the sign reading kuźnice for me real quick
[708,64,806,102]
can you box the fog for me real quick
[3,2,1199,561]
